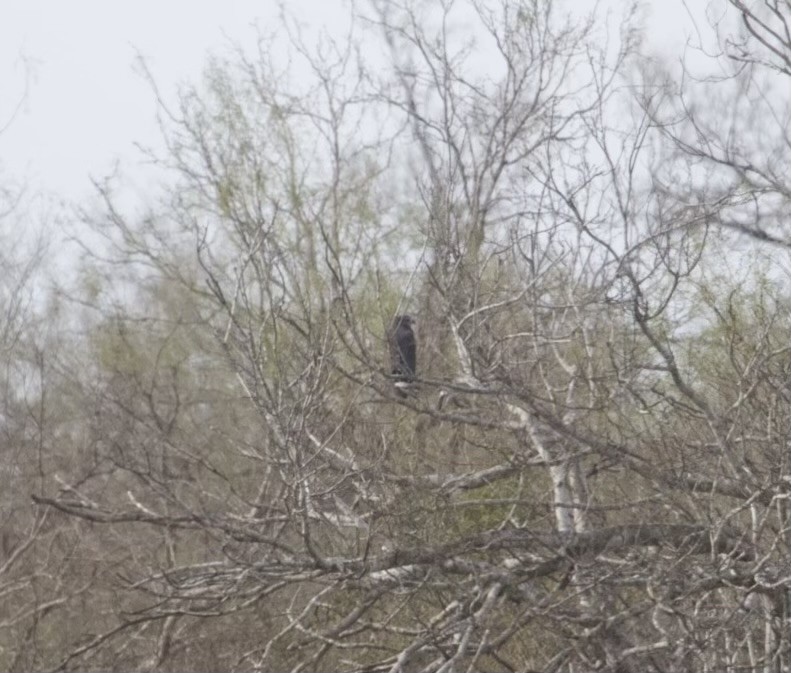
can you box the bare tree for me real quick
[25,1,791,671]
[0,81,92,670]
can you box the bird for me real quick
[388,314,416,395]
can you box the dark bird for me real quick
[388,315,416,394]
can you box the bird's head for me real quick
[395,314,415,328]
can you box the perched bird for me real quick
[388,314,416,395]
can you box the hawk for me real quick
[388,315,416,394]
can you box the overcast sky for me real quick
[0,0,704,208]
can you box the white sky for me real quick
[0,0,702,207]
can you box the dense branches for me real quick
[2,1,790,671]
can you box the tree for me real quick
[22,1,791,671]
[0,80,90,671]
